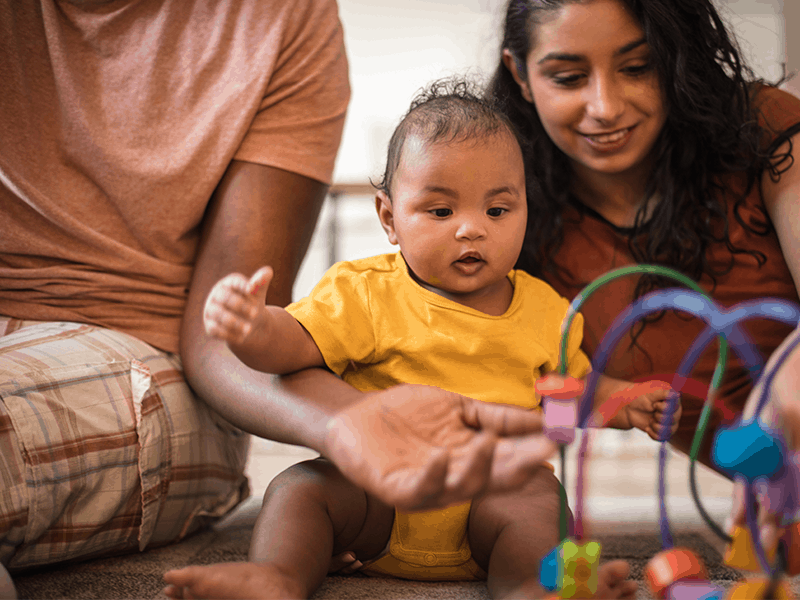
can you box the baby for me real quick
[164,80,679,600]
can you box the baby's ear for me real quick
[375,191,399,245]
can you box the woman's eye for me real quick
[623,63,651,76]
[552,73,583,87]
[431,208,452,217]
[487,207,507,217]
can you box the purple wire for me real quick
[574,429,587,540]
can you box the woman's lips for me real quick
[582,126,635,151]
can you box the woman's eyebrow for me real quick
[537,38,647,64]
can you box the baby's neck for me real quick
[414,275,514,316]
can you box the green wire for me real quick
[555,264,728,541]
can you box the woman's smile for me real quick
[581,125,636,152]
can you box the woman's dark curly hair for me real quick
[488,0,798,299]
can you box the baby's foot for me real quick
[594,560,638,599]
[163,562,304,600]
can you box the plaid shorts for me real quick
[0,317,250,570]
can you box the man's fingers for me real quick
[386,448,449,511]
[462,399,545,436]
[444,432,496,500]
[490,435,558,491]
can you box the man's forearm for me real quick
[183,336,361,453]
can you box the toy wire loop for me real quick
[554,264,800,582]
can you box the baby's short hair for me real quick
[375,77,524,198]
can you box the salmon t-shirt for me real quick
[0,0,350,353]
[543,86,800,464]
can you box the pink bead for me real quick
[544,397,577,445]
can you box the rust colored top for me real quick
[544,86,800,465]
[0,0,350,353]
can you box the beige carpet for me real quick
[10,497,798,600]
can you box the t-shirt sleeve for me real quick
[285,263,376,376]
[234,0,350,184]
[754,85,800,143]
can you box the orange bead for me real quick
[645,548,708,599]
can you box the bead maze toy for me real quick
[538,265,800,599]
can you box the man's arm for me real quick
[181,160,357,450]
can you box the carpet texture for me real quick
[10,498,797,599]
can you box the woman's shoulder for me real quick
[751,84,800,132]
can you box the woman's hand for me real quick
[324,384,558,511]
[203,267,274,346]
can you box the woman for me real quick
[488,0,800,469]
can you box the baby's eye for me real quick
[431,208,452,217]
[487,207,507,217]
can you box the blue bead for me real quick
[712,420,783,481]
[539,544,561,592]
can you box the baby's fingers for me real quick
[211,275,263,318]
[204,303,254,343]
[246,266,274,296]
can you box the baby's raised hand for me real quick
[623,381,680,441]
[203,266,273,346]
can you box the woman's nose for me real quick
[584,75,625,124]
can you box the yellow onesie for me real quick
[286,252,590,580]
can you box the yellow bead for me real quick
[723,526,776,572]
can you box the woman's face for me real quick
[504,0,666,181]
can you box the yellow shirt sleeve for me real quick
[285,262,376,376]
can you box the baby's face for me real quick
[380,130,527,306]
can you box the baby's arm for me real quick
[536,373,678,440]
[592,375,678,439]
[203,266,325,374]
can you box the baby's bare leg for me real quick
[0,563,16,600]
[164,458,393,600]
[468,466,637,600]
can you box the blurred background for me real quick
[251,0,797,528]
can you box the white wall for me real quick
[332,0,506,185]
[715,0,785,82]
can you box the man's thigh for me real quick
[0,318,249,570]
